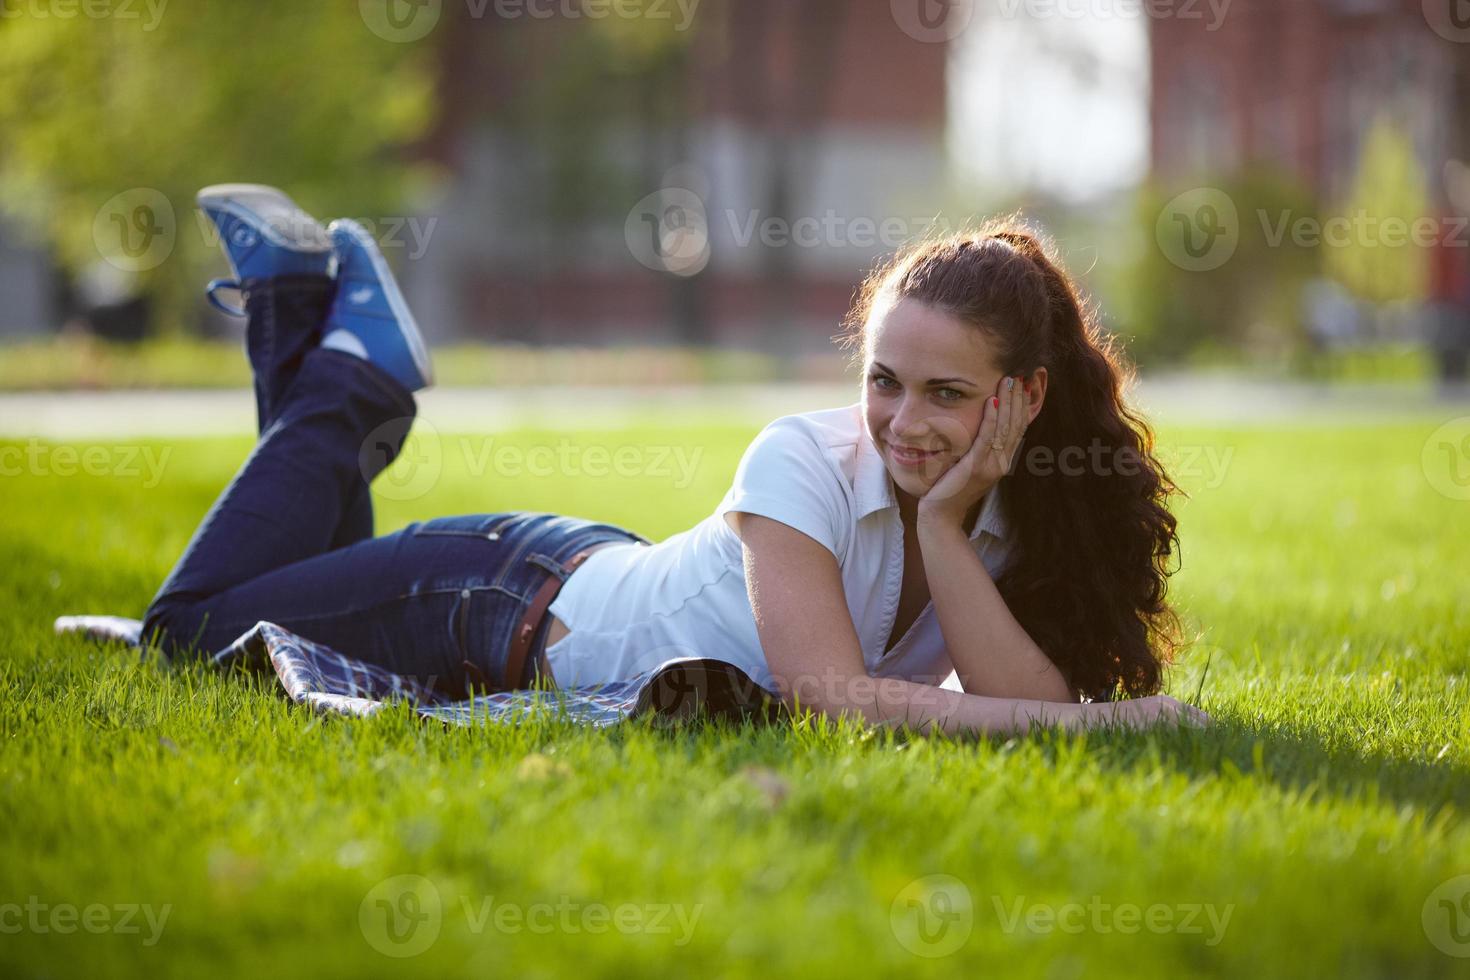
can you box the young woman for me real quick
[143,185,1210,736]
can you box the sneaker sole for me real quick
[196,184,333,253]
[330,219,435,388]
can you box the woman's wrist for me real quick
[914,501,965,533]
[916,483,997,533]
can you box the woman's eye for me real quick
[869,375,962,401]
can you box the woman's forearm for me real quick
[917,515,1073,702]
[785,669,1207,736]
[803,674,1084,737]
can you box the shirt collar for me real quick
[851,406,1008,543]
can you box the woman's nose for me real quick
[891,398,931,438]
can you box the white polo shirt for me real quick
[543,401,1012,693]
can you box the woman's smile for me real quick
[887,442,943,467]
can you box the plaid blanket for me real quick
[53,615,789,729]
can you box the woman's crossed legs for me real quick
[141,190,640,697]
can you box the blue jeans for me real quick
[141,275,649,699]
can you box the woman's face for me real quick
[860,295,1036,505]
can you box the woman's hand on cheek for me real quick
[916,375,1029,530]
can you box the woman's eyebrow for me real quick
[871,361,978,386]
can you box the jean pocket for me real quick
[410,513,522,540]
[455,586,526,690]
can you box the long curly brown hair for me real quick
[834,217,1187,701]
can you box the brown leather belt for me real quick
[483,541,622,694]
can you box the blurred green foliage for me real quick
[1118,170,1320,365]
[1325,115,1432,305]
[1116,120,1446,367]
[0,3,438,331]
[0,334,848,390]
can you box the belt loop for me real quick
[462,658,491,699]
[524,552,573,581]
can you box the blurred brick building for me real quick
[1149,0,1466,200]
[1148,0,1470,380]
[402,0,955,353]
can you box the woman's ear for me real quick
[1023,368,1048,424]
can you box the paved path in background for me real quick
[1,376,1467,438]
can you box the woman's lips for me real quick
[888,444,941,467]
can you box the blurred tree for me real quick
[0,4,435,335]
[1323,115,1431,306]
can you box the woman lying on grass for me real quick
[142,184,1210,737]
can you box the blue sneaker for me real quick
[319,218,434,392]
[196,184,333,316]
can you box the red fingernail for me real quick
[992,397,999,408]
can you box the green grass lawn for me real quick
[1,414,1467,978]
